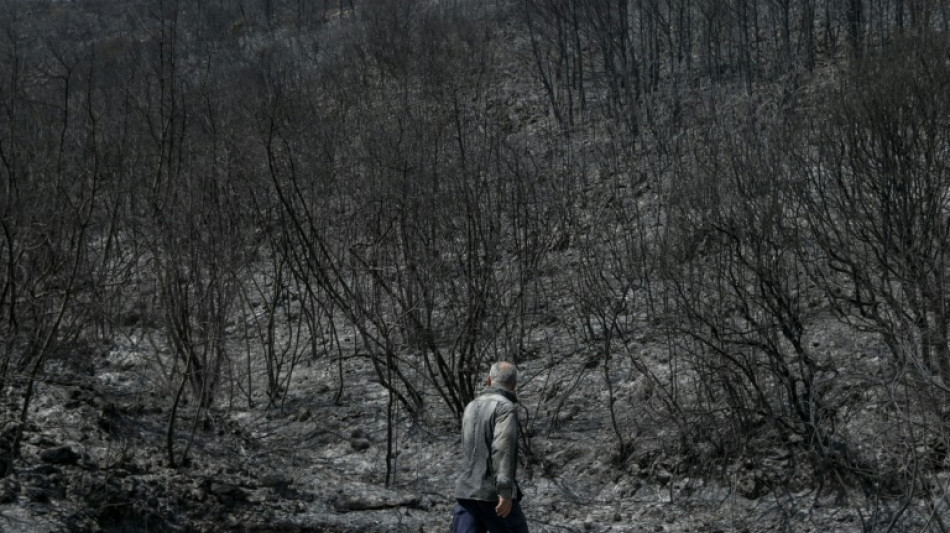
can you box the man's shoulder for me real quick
[475,389,516,412]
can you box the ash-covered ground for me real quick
[0,326,865,533]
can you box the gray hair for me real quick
[489,361,518,388]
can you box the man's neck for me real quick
[485,385,518,402]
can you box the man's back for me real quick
[451,362,529,533]
[455,386,520,502]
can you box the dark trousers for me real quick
[451,499,529,533]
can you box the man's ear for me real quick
[486,376,492,386]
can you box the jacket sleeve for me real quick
[491,402,519,500]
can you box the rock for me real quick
[40,446,79,465]
[248,489,271,503]
[259,473,293,490]
[33,435,57,448]
[96,416,113,433]
[211,481,248,502]
[330,489,421,512]
[25,485,50,503]
[0,424,17,453]
[97,403,120,433]
[350,428,371,450]
[737,472,768,500]
[0,478,18,503]
[31,464,61,476]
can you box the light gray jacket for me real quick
[455,386,521,501]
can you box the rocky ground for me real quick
[0,327,867,533]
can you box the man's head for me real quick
[488,361,518,391]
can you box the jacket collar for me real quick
[483,385,518,404]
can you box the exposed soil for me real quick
[1,324,864,533]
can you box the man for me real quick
[452,361,529,533]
